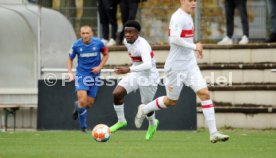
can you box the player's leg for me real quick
[140,86,158,127]
[110,74,138,132]
[76,90,89,132]
[135,70,183,128]
[139,85,159,140]
[74,76,98,132]
[197,88,229,143]
[86,82,98,108]
[72,76,89,132]
[76,85,97,132]
[136,95,176,126]
[189,66,229,143]
[110,85,128,133]
[86,97,95,108]
[141,70,183,112]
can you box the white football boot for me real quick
[135,104,147,128]
[210,131,230,143]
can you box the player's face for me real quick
[124,27,139,44]
[182,0,196,13]
[80,27,93,44]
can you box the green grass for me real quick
[0,129,276,158]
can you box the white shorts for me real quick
[164,65,207,100]
[118,72,159,104]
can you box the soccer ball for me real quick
[92,124,111,142]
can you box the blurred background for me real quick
[35,0,269,44]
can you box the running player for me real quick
[110,20,160,140]
[67,25,109,132]
[135,0,229,143]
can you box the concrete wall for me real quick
[197,113,276,129]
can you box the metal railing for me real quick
[41,68,165,73]
[40,68,166,79]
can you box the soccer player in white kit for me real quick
[135,0,229,143]
[110,20,160,140]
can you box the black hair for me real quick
[124,20,141,32]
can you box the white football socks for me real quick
[142,96,167,114]
[201,100,217,135]
[146,112,156,126]
[113,104,126,122]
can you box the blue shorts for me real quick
[75,76,99,98]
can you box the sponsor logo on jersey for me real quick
[80,52,98,57]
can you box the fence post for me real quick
[195,0,201,42]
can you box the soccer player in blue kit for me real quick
[67,25,109,132]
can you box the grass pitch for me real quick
[0,129,276,158]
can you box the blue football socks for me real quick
[78,107,87,129]
[75,102,87,129]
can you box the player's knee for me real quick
[112,91,123,100]
[86,100,95,108]
[78,99,86,107]
[167,100,177,107]
[90,100,95,105]
[197,88,210,100]
[112,91,125,105]
[164,98,177,107]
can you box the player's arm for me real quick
[171,37,204,58]
[129,48,151,72]
[169,36,197,50]
[115,46,151,74]
[169,17,200,51]
[169,22,203,57]
[67,46,76,81]
[92,47,109,74]
[170,37,203,58]
[195,42,203,59]
[99,47,109,69]
[67,58,74,81]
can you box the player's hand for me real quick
[68,72,75,82]
[195,42,203,52]
[92,66,101,74]
[195,42,204,59]
[114,67,130,74]
[196,50,204,59]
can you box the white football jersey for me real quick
[123,36,159,77]
[165,8,197,71]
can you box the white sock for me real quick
[142,96,167,114]
[146,112,156,126]
[113,104,126,122]
[201,100,217,135]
